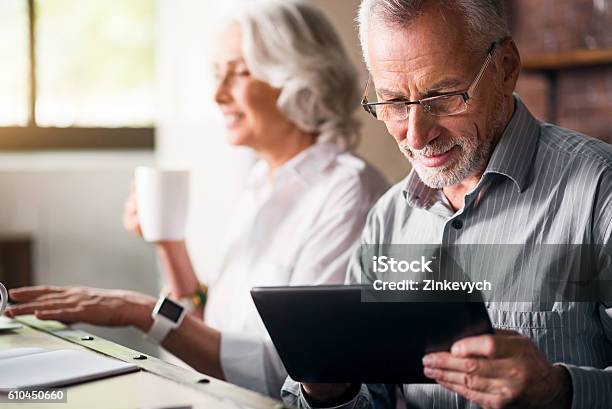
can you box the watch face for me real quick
[158,298,184,322]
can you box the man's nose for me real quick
[404,106,440,150]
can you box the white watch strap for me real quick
[146,316,174,344]
[176,296,196,313]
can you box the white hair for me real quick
[358,0,510,67]
[231,0,361,151]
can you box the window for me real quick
[0,0,155,150]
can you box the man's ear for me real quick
[500,38,521,97]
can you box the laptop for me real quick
[251,285,493,383]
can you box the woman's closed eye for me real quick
[233,70,250,77]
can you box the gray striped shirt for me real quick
[281,97,612,409]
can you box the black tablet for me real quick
[251,285,493,384]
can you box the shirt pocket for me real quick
[488,307,564,330]
[488,307,567,363]
[486,303,610,367]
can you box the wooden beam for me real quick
[0,127,154,150]
[522,48,612,72]
[27,0,37,126]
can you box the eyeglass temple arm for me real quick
[467,40,502,98]
[361,78,371,105]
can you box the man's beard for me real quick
[399,96,508,189]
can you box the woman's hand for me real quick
[5,286,156,332]
[121,181,198,303]
[122,180,143,237]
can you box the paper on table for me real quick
[0,316,23,332]
[0,348,139,392]
[0,347,47,360]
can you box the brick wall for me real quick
[511,0,612,143]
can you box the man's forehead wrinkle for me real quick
[373,58,414,73]
[427,78,464,90]
[373,65,466,101]
[373,54,446,83]
[372,49,448,74]
[367,9,472,99]
[376,87,409,100]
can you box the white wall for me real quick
[0,152,161,356]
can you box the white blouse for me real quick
[204,141,389,397]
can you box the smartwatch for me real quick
[161,283,208,313]
[146,295,187,344]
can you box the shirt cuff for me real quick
[220,331,268,396]
[557,363,612,409]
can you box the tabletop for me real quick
[0,315,282,409]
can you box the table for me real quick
[0,316,282,409]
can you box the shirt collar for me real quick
[483,95,539,193]
[403,95,540,208]
[246,141,342,189]
[402,170,439,209]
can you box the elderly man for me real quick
[281,1,612,408]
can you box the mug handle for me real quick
[0,282,7,315]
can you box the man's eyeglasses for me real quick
[361,40,502,122]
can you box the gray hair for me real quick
[358,0,510,67]
[232,0,361,150]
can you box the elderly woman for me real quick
[6,0,388,398]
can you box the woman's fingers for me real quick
[9,286,66,302]
[6,300,79,317]
[122,183,142,236]
[34,292,76,302]
[35,307,86,324]
[8,294,117,326]
[7,285,151,328]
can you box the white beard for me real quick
[400,95,508,189]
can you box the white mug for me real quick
[134,167,190,242]
[0,282,7,316]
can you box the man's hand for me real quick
[422,330,572,409]
[6,286,156,332]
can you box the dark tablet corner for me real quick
[251,285,493,384]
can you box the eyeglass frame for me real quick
[361,38,505,121]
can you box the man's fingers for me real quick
[450,334,521,358]
[424,367,507,393]
[9,286,65,301]
[423,353,511,378]
[438,381,510,409]
[423,352,477,372]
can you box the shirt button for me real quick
[451,219,463,230]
